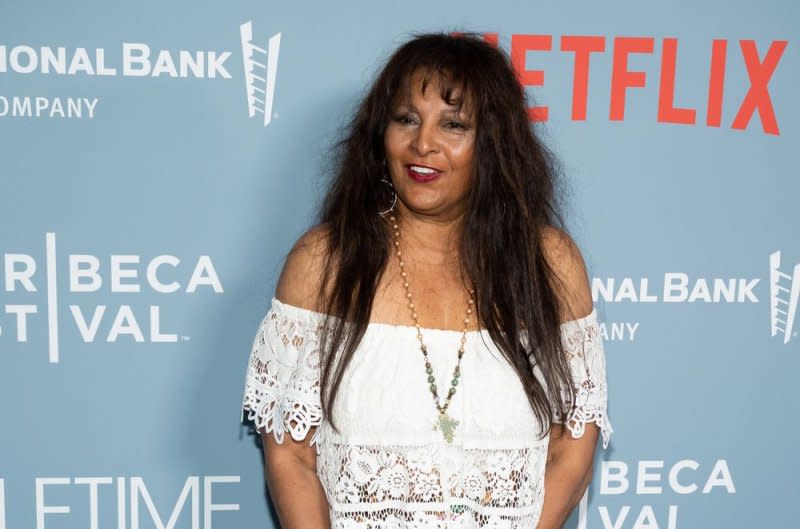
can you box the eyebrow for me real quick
[392,103,468,116]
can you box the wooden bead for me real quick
[390,218,473,435]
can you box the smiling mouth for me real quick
[406,164,442,182]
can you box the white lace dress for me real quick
[242,297,612,529]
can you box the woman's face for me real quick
[384,69,476,220]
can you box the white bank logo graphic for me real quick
[0,20,281,126]
[240,21,281,126]
[593,250,798,346]
[769,251,800,344]
[1,233,224,363]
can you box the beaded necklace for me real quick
[388,213,474,444]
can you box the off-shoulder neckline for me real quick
[269,297,597,335]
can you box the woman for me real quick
[242,32,612,529]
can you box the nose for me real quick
[410,120,439,156]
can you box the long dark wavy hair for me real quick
[313,31,577,442]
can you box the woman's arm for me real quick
[262,427,330,529]
[259,225,334,528]
[536,423,599,529]
[536,226,601,529]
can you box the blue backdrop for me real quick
[1,0,797,527]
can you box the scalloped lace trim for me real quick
[553,309,613,449]
[242,300,612,452]
[241,308,325,447]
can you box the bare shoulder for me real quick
[274,222,334,312]
[539,225,593,322]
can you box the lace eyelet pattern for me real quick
[553,309,613,449]
[241,298,613,528]
[241,306,325,446]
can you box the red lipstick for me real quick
[406,164,442,183]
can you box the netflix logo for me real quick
[473,33,788,135]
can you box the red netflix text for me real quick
[469,33,788,136]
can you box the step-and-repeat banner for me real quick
[1,1,796,528]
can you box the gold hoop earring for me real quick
[378,173,397,216]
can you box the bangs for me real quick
[389,57,476,119]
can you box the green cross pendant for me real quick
[435,411,459,444]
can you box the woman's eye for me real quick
[445,121,466,130]
[393,115,415,125]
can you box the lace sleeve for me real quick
[241,298,324,446]
[554,307,613,449]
